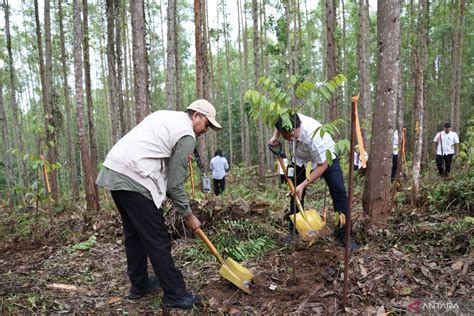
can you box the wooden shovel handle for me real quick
[195,228,226,265]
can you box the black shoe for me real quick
[162,293,202,309]
[335,228,360,251]
[127,276,160,300]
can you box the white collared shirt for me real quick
[433,131,459,155]
[293,114,336,167]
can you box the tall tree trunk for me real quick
[194,0,210,171]
[82,0,99,201]
[450,0,464,131]
[0,80,14,206]
[114,0,126,135]
[130,0,150,123]
[252,0,265,180]
[243,0,251,165]
[362,0,400,224]
[411,53,424,206]
[73,0,99,214]
[121,0,132,132]
[106,0,119,142]
[4,0,28,189]
[58,0,80,201]
[175,7,182,111]
[222,1,233,166]
[166,0,177,110]
[357,0,371,144]
[325,0,337,121]
[411,0,428,205]
[35,0,59,202]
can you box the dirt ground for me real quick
[1,187,473,314]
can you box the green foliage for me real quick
[458,118,474,172]
[70,234,97,252]
[423,174,473,213]
[178,219,276,265]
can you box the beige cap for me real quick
[187,99,222,130]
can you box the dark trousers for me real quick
[436,154,453,176]
[280,174,286,185]
[213,177,225,196]
[289,159,348,232]
[391,154,398,181]
[111,190,187,301]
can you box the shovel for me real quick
[268,141,327,241]
[195,228,253,294]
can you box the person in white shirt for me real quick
[268,113,359,250]
[391,130,399,181]
[210,149,229,195]
[432,122,460,177]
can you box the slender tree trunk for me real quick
[58,0,80,201]
[73,0,99,214]
[106,0,119,142]
[166,0,177,110]
[450,0,464,130]
[175,8,182,111]
[252,0,265,180]
[325,0,337,121]
[237,0,245,163]
[411,0,428,205]
[121,0,132,132]
[243,0,251,165]
[82,0,99,200]
[357,0,371,151]
[222,1,233,166]
[4,0,28,189]
[411,53,424,206]
[130,0,150,123]
[362,0,400,224]
[115,0,126,135]
[0,80,14,206]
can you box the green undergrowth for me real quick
[177,219,277,265]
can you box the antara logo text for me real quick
[408,299,460,313]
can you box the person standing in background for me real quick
[391,130,399,182]
[210,149,229,196]
[432,122,460,178]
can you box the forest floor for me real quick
[0,167,473,315]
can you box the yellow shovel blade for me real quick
[289,210,325,241]
[219,259,253,294]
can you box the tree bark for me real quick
[357,0,371,136]
[106,0,119,143]
[130,0,150,123]
[82,0,99,199]
[450,0,464,131]
[362,0,400,224]
[166,0,177,110]
[252,0,265,180]
[222,1,233,166]
[325,0,337,121]
[4,0,28,189]
[0,79,14,206]
[73,0,100,213]
[114,0,126,135]
[58,0,80,201]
